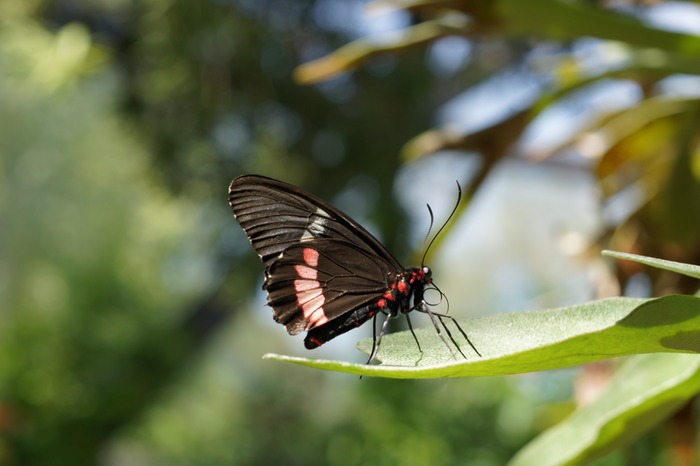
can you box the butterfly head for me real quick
[406,265,432,287]
[422,265,432,284]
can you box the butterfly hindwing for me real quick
[263,239,395,335]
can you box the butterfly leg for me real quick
[366,311,393,364]
[366,313,379,364]
[430,308,481,357]
[404,312,423,354]
[416,304,481,358]
[436,314,468,359]
[419,305,459,359]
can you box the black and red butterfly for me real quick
[228,174,480,363]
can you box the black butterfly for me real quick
[228,174,480,363]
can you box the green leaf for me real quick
[293,17,469,84]
[603,250,700,279]
[264,295,700,378]
[498,0,700,55]
[509,353,700,466]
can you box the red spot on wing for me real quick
[294,279,318,291]
[294,264,317,279]
[308,337,323,348]
[293,260,328,329]
[306,306,328,328]
[377,298,387,308]
[303,248,319,266]
[398,281,409,294]
[295,287,328,329]
[296,287,322,305]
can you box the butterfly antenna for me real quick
[420,205,435,267]
[421,181,462,267]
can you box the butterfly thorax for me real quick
[377,265,432,315]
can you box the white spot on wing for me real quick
[301,207,329,241]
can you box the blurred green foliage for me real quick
[2,0,700,465]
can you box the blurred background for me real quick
[2,0,700,464]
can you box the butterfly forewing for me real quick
[229,175,401,269]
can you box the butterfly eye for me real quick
[422,266,431,278]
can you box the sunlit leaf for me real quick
[265,295,700,378]
[603,250,700,280]
[294,17,469,84]
[401,109,530,161]
[498,0,700,55]
[595,98,696,180]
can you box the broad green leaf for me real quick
[509,353,700,466]
[264,295,700,378]
[603,250,700,280]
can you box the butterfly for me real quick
[228,174,480,363]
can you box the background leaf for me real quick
[509,353,700,466]
[603,251,700,280]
